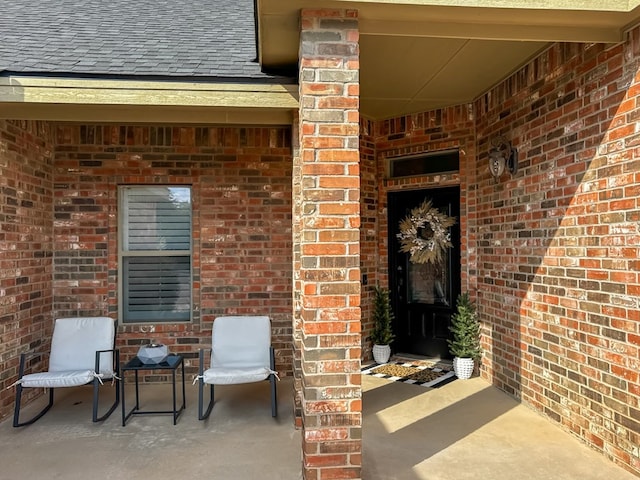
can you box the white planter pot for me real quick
[372,344,391,364]
[453,357,474,379]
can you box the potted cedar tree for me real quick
[370,285,395,364]
[448,293,482,379]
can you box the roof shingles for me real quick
[0,0,284,81]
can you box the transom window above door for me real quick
[119,186,192,323]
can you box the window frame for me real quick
[117,185,193,324]
[387,149,460,179]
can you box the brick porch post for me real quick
[296,8,362,480]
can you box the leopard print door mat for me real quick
[362,361,456,388]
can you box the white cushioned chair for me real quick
[12,316,120,427]
[195,315,278,420]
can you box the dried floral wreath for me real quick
[397,199,457,265]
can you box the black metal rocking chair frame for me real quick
[13,348,120,427]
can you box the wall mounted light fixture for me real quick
[488,136,518,180]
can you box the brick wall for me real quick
[0,120,54,420]
[53,124,293,377]
[474,37,640,474]
[359,117,377,359]
[292,113,304,427]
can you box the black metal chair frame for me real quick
[13,347,120,427]
[197,346,277,421]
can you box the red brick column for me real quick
[297,9,362,480]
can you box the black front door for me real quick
[388,186,461,359]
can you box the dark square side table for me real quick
[121,354,186,426]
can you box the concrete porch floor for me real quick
[0,375,636,479]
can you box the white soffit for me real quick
[258,0,640,118]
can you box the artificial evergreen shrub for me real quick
[448,293,482,360]
[370,286,395,345]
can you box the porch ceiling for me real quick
[258,0,640,119]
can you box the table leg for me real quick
[172,368,177,425]
[134,370,140,409]
[121,369,126,426]
[181,360,186,410]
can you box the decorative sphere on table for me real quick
[137,343,168,364]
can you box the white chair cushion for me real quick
[49,317,115,375]
[210,316,271,370]
[202,366,271,385]
[19,370,96,388]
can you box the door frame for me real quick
[387,185,461,358]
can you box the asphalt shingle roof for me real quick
[0,0,288,81]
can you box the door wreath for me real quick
[397,199,456,265]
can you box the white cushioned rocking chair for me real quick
[195,315,278,420]
[12,317,120,427]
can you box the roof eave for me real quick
[0,75,299,125]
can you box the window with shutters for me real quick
[119,186,192,323]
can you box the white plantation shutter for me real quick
[120,186,192,323]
